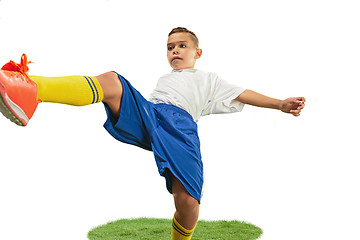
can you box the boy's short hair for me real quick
[169,27,199,48]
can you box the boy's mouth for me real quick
[172,57,182,62]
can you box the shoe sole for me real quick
[0,82,28,126]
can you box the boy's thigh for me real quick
[152,105,203,203]
[103,72,156,151]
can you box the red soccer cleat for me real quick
[0,54,39,126]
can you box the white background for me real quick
[0,0,359,239]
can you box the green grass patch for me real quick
[88,218,263,240]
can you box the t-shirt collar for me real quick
[172,68,197,73]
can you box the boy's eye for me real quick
[167,44,186,51]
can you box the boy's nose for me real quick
[173,47,179,55]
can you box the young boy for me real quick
[0,27,305,239]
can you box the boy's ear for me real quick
[195,48,203,59]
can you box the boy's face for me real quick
[167,32,202,70]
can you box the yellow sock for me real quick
[171,216,196,240]
[29,75,103,106]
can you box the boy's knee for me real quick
[174,192,199,214]
[96,71,123,101]
[96,72,123,117]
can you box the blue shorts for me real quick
[103,72,203,203]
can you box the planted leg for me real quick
[171,175,199,240]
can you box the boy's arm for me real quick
[235,89,305,116]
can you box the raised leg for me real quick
[96,72,123,118]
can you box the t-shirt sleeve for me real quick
[209,73,246,114]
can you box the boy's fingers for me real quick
[292,111,300,116]
[286,97,305,116]
[290,109,301,116]
[298,97,305,102]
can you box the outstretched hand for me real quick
[280,97,306,116]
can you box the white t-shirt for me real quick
[149,69,246,122]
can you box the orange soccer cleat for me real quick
[0,54,39,126]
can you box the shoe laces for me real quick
[1,54,32,74]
